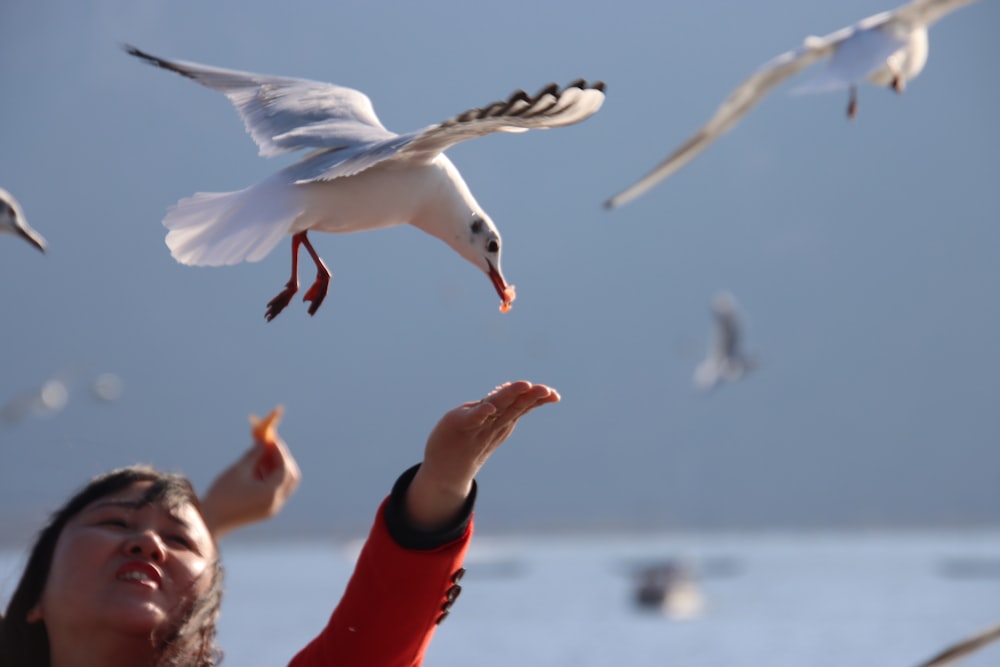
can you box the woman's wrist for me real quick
[384,464,476,550]
[406,465,473,531]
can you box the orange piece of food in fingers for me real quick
[250,405,284,446]
[249,405,284,479]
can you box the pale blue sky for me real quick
[1,0,997,540]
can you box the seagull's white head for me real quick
[0,188,47,253]
[466,211,515,313]
[415,157,516,313]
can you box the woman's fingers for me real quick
[479,383,559,431]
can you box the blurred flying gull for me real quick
[605,0,980,208]
[1,370,73,426]
[125,45,605,319]
[91,372,125,403]
[2,369,123,427]
[693,292,755,391]
[0,187,47,253]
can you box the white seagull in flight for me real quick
[125,46,605,320]
[0,188,47,253]
[605,0,980,209]
[693,292,756,391]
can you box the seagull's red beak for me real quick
[487,260,515,313]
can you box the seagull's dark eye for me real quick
[470,218,484,234]
[487,240,499,253]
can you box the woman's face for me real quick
[33,480,217,642]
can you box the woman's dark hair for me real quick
[0,466,224,667]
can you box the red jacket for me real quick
[288,466,473,666]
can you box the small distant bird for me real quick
[915,621,1000,667]
[0,188,47,253]
[91,372,124,403]
[1,374,70,426]
[693,292,755,391]
[633,562,705,620]
[605,0,980,208]
[125,45,605,320]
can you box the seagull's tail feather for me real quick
[163,182,297,267]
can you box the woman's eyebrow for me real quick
[86,499,193,528]
[88,499,143,512]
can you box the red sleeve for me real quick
[287,497,472,667]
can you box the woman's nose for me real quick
[123,529,166,562]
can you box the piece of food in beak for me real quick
[499,285,516,313]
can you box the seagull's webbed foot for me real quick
[891,75,904,94]
[303,272,331,316]
[297,232,332,317]
[847,84,858,120]
[265,279,298,322]
[266,231,331,320]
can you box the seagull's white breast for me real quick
[292,159,451,235]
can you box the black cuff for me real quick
[384,463,477,551]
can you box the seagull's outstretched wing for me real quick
[915,622,1000,667]
[892,0,980,28]
[401,80,606,158]
[293,79,606,183]
[604,30,853,208]
[127,46,605,184]
[124,45,394,158]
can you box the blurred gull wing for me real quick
[290,80,607,184]
[915,622,1000,667]
[604,33,850,209]
[893,0,981,27]
[124,45,395,157]
[0,187,47,253]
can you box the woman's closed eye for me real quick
[165,533,194,550]
[93,516,193,549]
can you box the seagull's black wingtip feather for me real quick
[121,43,149,61]
[121,44,196,80]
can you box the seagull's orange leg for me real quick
[265,233,306,321]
